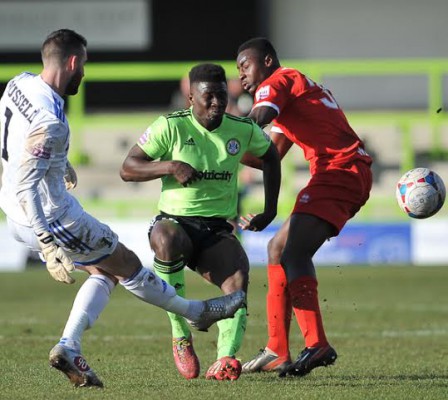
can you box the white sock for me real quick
[120,267,204,320]
[60,274,115,350]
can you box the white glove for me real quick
[64,161,77,190]
[37,232,76,284]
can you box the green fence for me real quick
[1,58,448,170]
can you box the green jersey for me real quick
[138,108,270,218]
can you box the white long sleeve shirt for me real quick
[0,72,82,234]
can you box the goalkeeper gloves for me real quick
[37,232,76,284]
[64,161,77,191]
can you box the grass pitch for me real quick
[0,265,447,400]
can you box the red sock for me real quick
[265,264,292,357]
[289,276,328,348]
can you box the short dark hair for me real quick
[41,29,87,65]
[237,37,278,60]
[189,63,227,84]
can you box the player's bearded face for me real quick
[65,69,83,95]
[65,52,86,96]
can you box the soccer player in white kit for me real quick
[0,29,244,388]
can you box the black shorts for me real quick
[148,212,248,274]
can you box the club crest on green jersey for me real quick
[226,139,240,155]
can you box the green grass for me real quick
[1,266,447,399]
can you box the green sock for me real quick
[153,257,191,339]
[216,307,247,358]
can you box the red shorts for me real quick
[292,161,372,234]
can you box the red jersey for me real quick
[252,67,372,175]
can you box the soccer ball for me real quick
[396,167,446,219]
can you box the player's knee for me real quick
[150,222,186,257]
[267,236,283,263]
[280,245,310,269]
[280,247,316,280]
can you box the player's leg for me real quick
[242,218,292,373]
[49,266,116,388]
[58,269,117,349]
[280,166,372,377]
[147,217,199,379]
[6,217,114,387]
[149,218,193,339]
[102,241,243,326]
[195,232,248,381]
[279,212,337,377]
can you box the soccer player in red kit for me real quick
[236,38,373,377]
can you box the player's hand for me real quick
[171,161,200,187]
[64,161,77,190]
[238,211,276,232]
[37,232,76,284]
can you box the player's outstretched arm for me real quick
[240,142,281,232]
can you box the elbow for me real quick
[120,164,133,182]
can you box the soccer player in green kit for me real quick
[120,63,281,381]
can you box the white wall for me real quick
[271,0,448,59]
[270,0,448,109]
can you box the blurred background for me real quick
[1,0,448,270]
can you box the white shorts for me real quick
[7,210,119,266]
